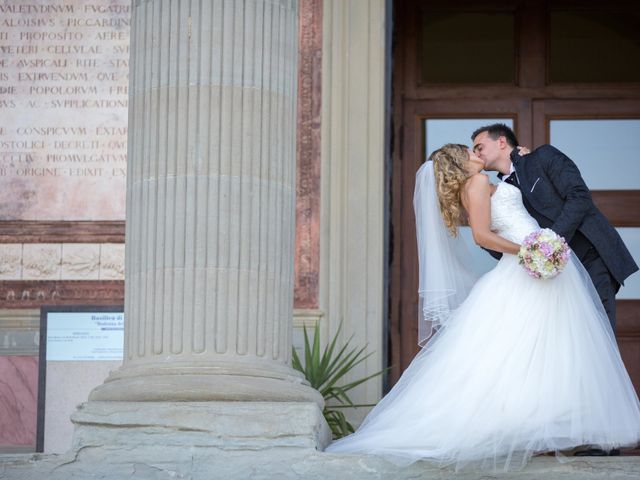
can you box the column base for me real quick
[71,400,331,453]
[89,360,325,408]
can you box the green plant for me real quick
[291,321,387,439]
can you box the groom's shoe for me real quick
[573,447,610,456]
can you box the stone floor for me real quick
[1,449,640,480]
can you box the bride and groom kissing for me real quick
[325,123,640,470]
[473,124,635,332]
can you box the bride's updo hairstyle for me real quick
[429,143,472,237]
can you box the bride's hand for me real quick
[517,146,531,155]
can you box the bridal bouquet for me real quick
[518,228,571,279]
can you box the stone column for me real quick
[71,0,327,453]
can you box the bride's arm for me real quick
[462,174,520,255]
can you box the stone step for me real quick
[1,450,640,480]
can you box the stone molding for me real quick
[0,221,125,244]
[0,309,40,328]
[0,309,40,355]
[0,281,124,308]
[293,308,324,328]
[0,244,125,281]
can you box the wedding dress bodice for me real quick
[490,181,539,243]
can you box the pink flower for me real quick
[539,242,553,257]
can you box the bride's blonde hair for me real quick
[428,143,472,237]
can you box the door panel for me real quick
[390,1,640,413]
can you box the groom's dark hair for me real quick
[471,123,519,148]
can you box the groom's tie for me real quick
[503,172,520,189]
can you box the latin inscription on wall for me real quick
[0,1,130,220]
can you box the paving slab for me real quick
[1,449,639,480]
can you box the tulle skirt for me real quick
[325,254,640,471]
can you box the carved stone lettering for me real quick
[0,1,130,220]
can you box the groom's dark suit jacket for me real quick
[497,145,638,286]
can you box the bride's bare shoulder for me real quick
[463,173,496,201]
[465,173,490,189]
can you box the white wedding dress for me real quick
[325,181,640,470]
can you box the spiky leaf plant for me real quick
[292,322,386,439]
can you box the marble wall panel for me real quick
[295,0,323,309]
[0,356,38,449]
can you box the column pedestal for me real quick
[71,401,330,453]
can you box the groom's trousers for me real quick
[578,243,620,332]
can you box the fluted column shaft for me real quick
[91,0,321,405]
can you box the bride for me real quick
[324,144,640,470]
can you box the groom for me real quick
[471,123,638,333]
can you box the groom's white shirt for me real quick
[502,162,516,182]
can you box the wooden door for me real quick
[389,0,640,397]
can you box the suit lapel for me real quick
[510,151,530,193]
[511,151,550,213]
